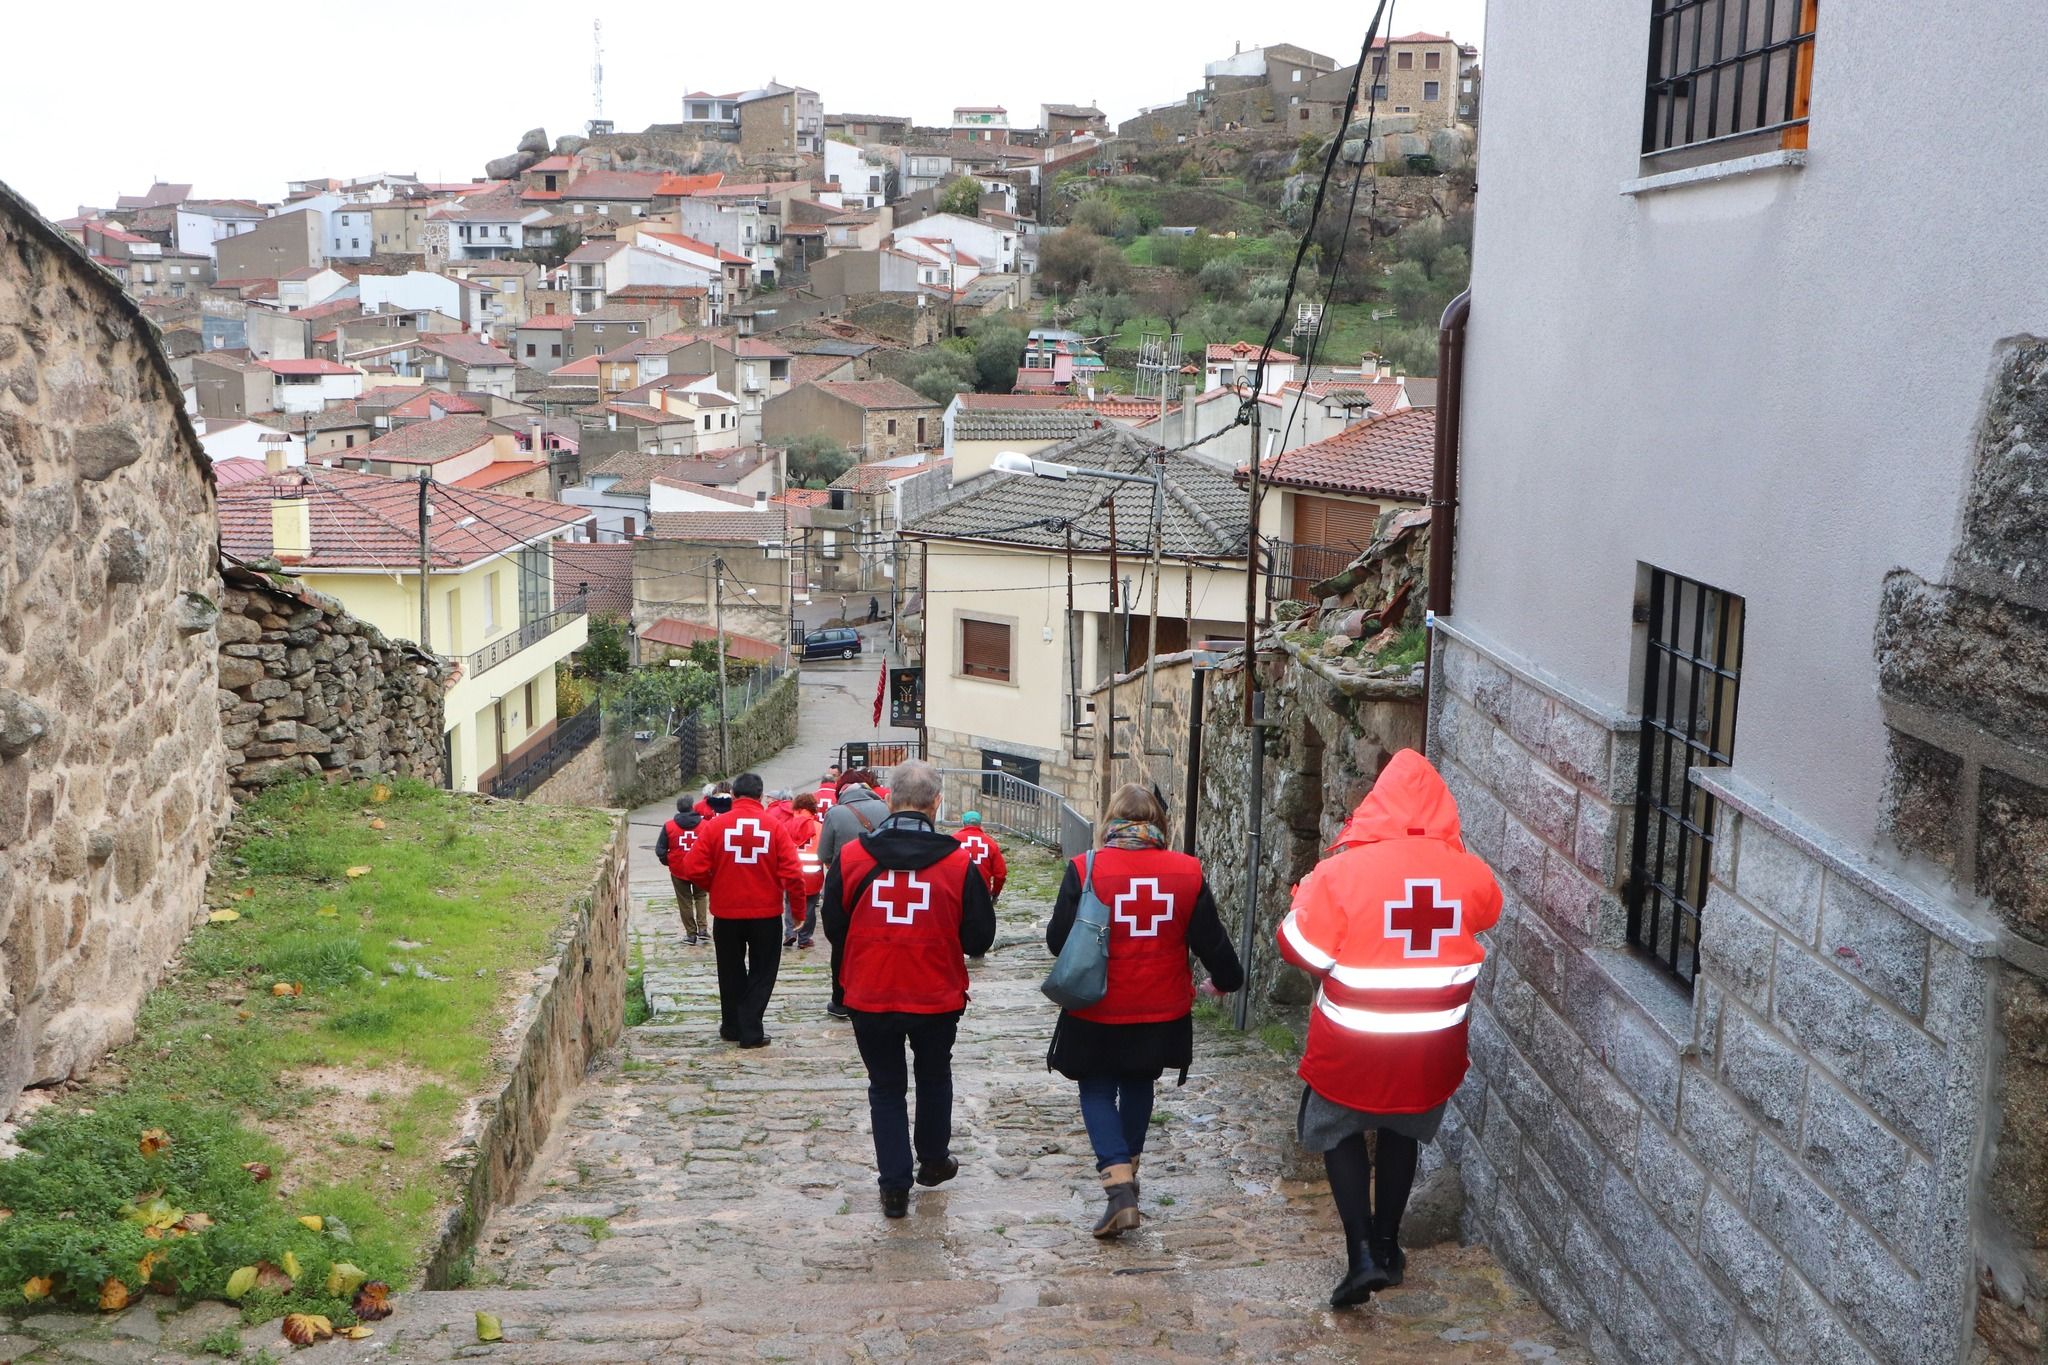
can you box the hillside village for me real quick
[5,4,2048,1364]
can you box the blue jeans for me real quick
[850,1010,961,1191]
[1077,1076,1155,1171]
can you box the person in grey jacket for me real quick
[817,770,889,1019]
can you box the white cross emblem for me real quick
[958,833,991,864]
[1384,879,1462,958]
[1113,879,1176,937]
[872,870,931,925]
[725,818,771,864]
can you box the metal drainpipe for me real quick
[1421,289,1471,754]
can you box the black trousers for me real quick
[849,1010,961,1191]
[712,917,783,1043]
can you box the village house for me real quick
[737,83,824,156]
[214,208,324,281]
[762,379,940,460]
[561,443,783,543]
[1418,5,2048,1363]
[344,412,534,486]
[192,350,276,419]
[901,425,1254,812]
[635,504,807,643]
[950,106,1011,144]
[1240,404,1430,604]
[806,456,948,596]
[216,465,586,793]
[514,313,575,370]
[823,112,912,144]
[259,358,364,415]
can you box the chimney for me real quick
[754,489,768,509]
[270,479,313,562]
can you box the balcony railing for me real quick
[462,594,585,678]
[1264,541,1364,606]
[486,704,600,800]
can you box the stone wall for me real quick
[425,812,628,1286]
[0,183,232,1108]
[568,671,800,811]
[524,726,611,808]
[1195,641,1425,1023]
[217,564,449,800]
[1872,337,2048,1360]
[1429,623,2001,1365]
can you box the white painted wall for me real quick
[1453,0,2048,840]
[358,271,465,318]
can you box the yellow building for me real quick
[218,461,589,792]
[901,427,1253,812]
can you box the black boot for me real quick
[1331,1238,1391,1308]
[880,1187,910,1219]
[1091,1163,1141,1239]
[1370,1238,1406,1287]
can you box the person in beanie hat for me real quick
[655,796,709,946]
[951,812,1007,902]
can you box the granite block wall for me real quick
[1431,624,1999,1365]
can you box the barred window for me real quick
[1643,0,1816,157]
[1628,570,1744,986]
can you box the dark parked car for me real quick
[801,627,862,660]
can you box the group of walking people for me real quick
[659,748,1500,1309]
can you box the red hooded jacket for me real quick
[1277,750,1503,1114]
[679,797,806,920]
[951,826,1007,899]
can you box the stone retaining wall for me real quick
[217,564,449,800]
[0,183,231,1109]
[1429,622,2000,1365]
[425,812,628,1286]
[524,725,610,808]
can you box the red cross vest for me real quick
[814,781,838,814]
[662,818,699,878]
[836,840,974,1014]
[952,827,1007,898]
[1277,750,1503,1114]
[1069,846,1207,1026]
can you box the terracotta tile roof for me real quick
[528,156,578,173]
[654,173,726,196]
[642,231,751,265]
[1244,406,1434,501]
[646,508,808,544]
[641,617,782,662]
[828,459,947,493]
[211,457,272,487]
[727,338,791,358]
[450,459,548,490]
[519,314,576,330]
[565,239,629,263]
[805,378,937,411]
[387,390,483,419]
[294,297,363,321]
[607,284,711,302]
[1205,342,1301,364]
[217,465,580,570]
[550,356,602,379]
[1060,397,1162,420]
[262,358,357,377]
[648,477,758,507]
[773,488,832,507]
[586,444,779,496]
[953,393,1072,411]
[416,335,515,368]
[790,354,853,384]
[358,413,500,465]
[551,542,633,614]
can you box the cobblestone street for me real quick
[395,838,1583,1362]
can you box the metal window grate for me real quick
[1642,0,1817,156]
[1628,570,1744,985]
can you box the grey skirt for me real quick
[1296,1085,1446,1152]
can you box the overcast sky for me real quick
[2,0,1483,219]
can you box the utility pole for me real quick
[416,469,432,652]
[1236,385,1267,1031]
[713,557,731,774]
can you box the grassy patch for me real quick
[562,1215,613,1243]
[0,780,614,1316]
[623,941,650,1029]
[1378,627,1428,669]
[1257,1023,1299,1056]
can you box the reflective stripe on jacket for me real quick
[1277,750,1503,1114]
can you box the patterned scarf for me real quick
[1103,819,1167,851]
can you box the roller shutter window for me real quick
[961,617,1012,681]
[1295,494,1382,551]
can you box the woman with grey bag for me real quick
[1045,784,1243,1238]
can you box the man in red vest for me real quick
[814,766,841,815]
[680,771,806,1048]
[822,760,995,1218]
[950,811,1007,902]
[1277,749,1503,1307]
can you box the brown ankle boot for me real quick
[1091,1163,1141,1239]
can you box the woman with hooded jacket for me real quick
[1046,784,1244,1238]
[1277,750,1503,1308]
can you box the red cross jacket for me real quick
[823,817,996,1014]
[1277,750,1503,1114]
[813,781,838,814]
[1067,846,1210,1026]
[660,814,702,878]
[678,797,806,920]
[951,826,1007,899]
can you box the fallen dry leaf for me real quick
[281,1250,302,1281]
[243,1162,273,1183]
[354,1281,393,1320]
[236,1009,253,1022]
[324,1262,366,1298]
[207,909,242,924]
[98,1276,130,1312]
[339,1326,374,1340]
[254,1262,293,1294]
[21,1275,52,1302]
[224,1265,258,1300]
[271,981,302,998]
[297,1215,324,1233]
[139,1128,171,1158]
[177,1211,214,1234]
[283,1312,334,1346]
[369,818,387,831]
[345,865,372,879]
[234,888,255,901]
[370,783,391,803]
[475,1310,502,1342]
[316,905,339,918]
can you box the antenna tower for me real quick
[591,20,605,125]
[1135,330,1184,401]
